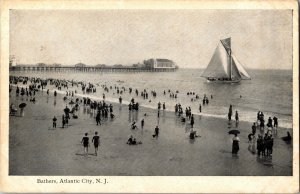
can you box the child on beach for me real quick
[131,121,138,130]
[92,132,100,156]
[127,135,142,145]
[81,133,89,155]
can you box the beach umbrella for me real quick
[228,129,240,135]
[19,103,27,108]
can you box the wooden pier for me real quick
[9,65,178,73]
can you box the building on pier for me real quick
[143,58,176,69]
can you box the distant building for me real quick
[74,63,86,70]
[52,63,62,67]
[113,64,123,68]
[74,63,86,68]
[36,63,46,67]
[143,58,176,69]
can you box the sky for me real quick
[10,9,292,69]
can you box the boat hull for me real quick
[206,79,241,83]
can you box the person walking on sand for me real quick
[232,134,240,154]
[92,132,100,156]
[153,126,159,138]
[190,114,194,128]
[141,119,144,129]
[96,112,101,125]
[81,133,89,156]
[52,116,57,129]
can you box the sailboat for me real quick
[201,38,251,83]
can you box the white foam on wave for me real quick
[12,82,293,129]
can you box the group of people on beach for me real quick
[9,75,290,162]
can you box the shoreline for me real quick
[10,83,293,130]
[9,81,293,176]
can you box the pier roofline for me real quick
[9,63,178,72]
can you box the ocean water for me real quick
[10,68,293,128]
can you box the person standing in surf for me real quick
[235,110,239,127]
[228,105,232,122]
[92,132,100,156]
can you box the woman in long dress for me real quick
[232,134,240,154]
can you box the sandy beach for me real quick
[9,82,292,176]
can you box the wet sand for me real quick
[9,86,292,176]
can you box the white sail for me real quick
[232,54,251,80]
[231,59,241,80]
[201,43,230,78]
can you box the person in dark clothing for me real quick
[127,135,133,145]
[92,132,100,156]
[257,135,263,157]
[273,116,278,128]
[110,113,115,119]
[131,121,138,130]
[252,122,257,135]
[267,117,273,128]
[190,114,194,128]
[81,133,89,155]
[232,134,240,154]
[248,133,253,143]
[153,126,159,138]
[141,119,144,129]
[52,116,57,128]
[96,112,101,125]
[260,119,265,130]
[199,104,202,113]
[228,112,232,122]
[262,134,267,157]
[235,111,239,123]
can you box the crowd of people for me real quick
[9,75,290,161]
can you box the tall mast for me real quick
[229,49,232,80]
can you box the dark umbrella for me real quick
[228,129,240,135]
[19,103,27,108]
[64,107,70,113]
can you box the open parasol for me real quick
[19,103,27,108]
[228,129,240,135]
